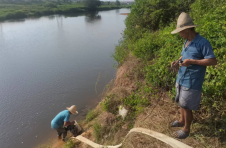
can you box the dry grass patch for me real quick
[123,133,172,148]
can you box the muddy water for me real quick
[0,8,130,148]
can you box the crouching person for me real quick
[51,105,80,141]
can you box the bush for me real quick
[5,10,27,19]
[111,39,129,65]
[100,94,121,114]
[132,32,162,60]
[122,92,150,110]
[44,2,57,8]
[84,0,101,10]
[125,0,195,36]
[116,0,120,6]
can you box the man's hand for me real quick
[171,56,183,67]
[180,59,192,67]
[71,121,75,125]
[171,61,177,67]
[64,121,75,126]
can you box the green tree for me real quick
[84,0,101,10]
[116,0,120,6]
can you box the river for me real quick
[0,8,130,148]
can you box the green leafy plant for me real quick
[100,95,111,111]
[63,139,74,148]
[93,122,102,142]
[100,94,120,114]
[85,110,99,123]
[121,91,151,116]
[84,0,101,10]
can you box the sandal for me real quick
[174,130,189,139]
[171,120,184,127]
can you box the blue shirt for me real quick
[51,110,70,129]
[176,33,216,90]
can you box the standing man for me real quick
[171,12,217,139]
[51,105,79,141]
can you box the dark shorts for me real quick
[56,125,79,139]
[175,83,201,110]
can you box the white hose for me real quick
[71,127,193,148]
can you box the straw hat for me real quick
[66,105,78,114]
[171,12,198,34]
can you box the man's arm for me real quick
[191,58,217,66]
[182,41,217,67]
[181,58,217,67]
[64,121,75,126]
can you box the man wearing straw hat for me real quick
[171,12,217,139]
[51,105,79,141]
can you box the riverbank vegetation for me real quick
[0,0,131,21]
[70,0,226,147]
[111,0,226,146]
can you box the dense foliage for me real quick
[113,0,226,136]
[84,0,101,10]
[116,0,120,6]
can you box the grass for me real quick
[37,143,52,148]
[93,122,102,142]
[85,110,99,123]
[64,139,75,148]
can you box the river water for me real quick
[0,8,130,148]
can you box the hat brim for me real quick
[66,107,78,114]
[171,25,198,34]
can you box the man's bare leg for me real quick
[173,108,192,138]
[178,107,185,125]
[183,108,193,133]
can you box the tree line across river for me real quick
[0,0,131,21]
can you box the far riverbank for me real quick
[0,2,131,22]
